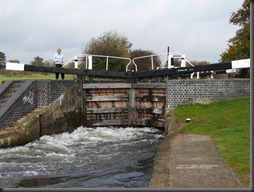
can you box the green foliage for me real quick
[8,59,20,63]
[220,0,250,78]
[84,31,133,72]
[220,0,250,61]
[130,49,161,71]
[174,97,250,186]
[0,52,6,69]
[31,56,44,66]
[30,56,52,67]
[229,0,250,26]
[43,61,52,67]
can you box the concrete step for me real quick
[0,98,8,108]
[0,81,24,109]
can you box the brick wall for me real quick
[37,80,76,106]
[0,81,37,128]
[0,80,76,128]
[166,79,250,107]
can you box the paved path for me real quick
[150,133,244,189]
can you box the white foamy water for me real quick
[0,126,164,188]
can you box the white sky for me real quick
[0,0,242,64]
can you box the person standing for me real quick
[53,48,64,80]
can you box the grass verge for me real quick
[173,97,250,187]
[0,70,76,86]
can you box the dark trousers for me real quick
[55,64,65,80]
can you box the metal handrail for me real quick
[63,54,84,67]
[132,53,169,71]
[63,51,193,72]
[84,54,133,71]
[63,54,134,71]
[131,52,194,71]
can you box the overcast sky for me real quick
[0,0,243,65]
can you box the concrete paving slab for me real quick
[150,133,245,189]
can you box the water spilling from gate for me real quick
[0,126,164,188]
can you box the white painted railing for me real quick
[63,52,194,72]
[63,54,85,68]
[63,54,135,71]
[131,52,194,71]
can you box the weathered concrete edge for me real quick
[150,107,179,188]
[0,83,83,148]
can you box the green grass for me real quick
[173,97,250,187]
[0,69,76,86]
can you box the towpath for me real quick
[150,133,245,189]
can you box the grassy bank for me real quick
[173,97,250,187]
[0,69,75,86]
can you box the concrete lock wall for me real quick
[0,80,83,148]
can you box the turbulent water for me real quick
[0,126,164,188]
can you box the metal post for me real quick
[88,55,93,70]
[74,56,78,68]
[166,46,170,67]
[168,54,173,68]
[106,56,109,70]
[151,55,154,70]
[197,72,200,79]
[181,54,186,67]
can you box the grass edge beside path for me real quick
[173,97,250,187]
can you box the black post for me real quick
[171,57,174,67]
[167,46,174,67]
[167,46,170,65]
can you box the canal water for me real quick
[0,126,164,188]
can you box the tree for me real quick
[31,56,44,66]
[130,49,161,71]
[220,0,250,77]
[8,59,20,63]
[43,60,52,67]
[84,31,133,72]
[0,52,6,69]
[189,60,210,66]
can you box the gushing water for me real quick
[0,126,164,188]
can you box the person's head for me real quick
[57,48,61,54]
